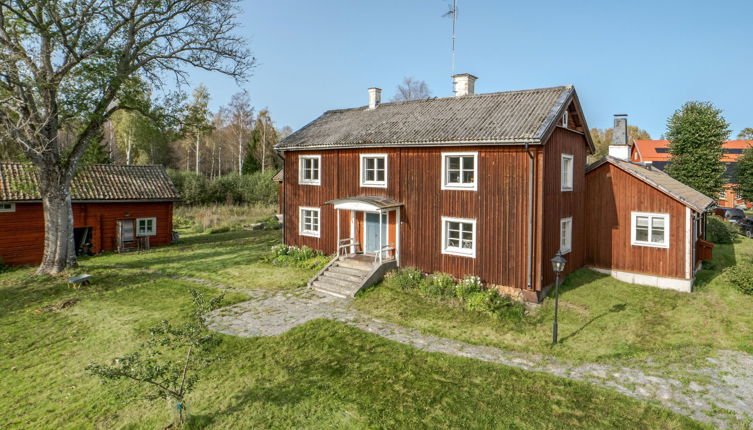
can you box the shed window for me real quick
[136,217,157,236]
[561,154,573,191]
[0,202,15,212]
[442,152,478,190]
[299,207,320,237]
[560,217,572,254]
[631,212,669,248]
[441,216,476,258]
[360,154,387,187]
[299,155,321,185]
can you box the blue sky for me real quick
[191,0,753,138]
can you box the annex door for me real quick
[363,212,388,254]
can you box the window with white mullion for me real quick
[631,212,669,248]
[442,152,477,190]
[299,155,321,185]
[561,154,573,191]
[360,154,387,187]
[441,216,476,257]
[560,217,572,254]
[299,207,320,237]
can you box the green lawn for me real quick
[0,228,702,429]
[354,238,753,365]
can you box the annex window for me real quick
[0,202,15,212]
[299,207,320,238]
[441,216,476,258]
[631,212,669,248]
[561,154,574,191]
[441,152,478,190]
[360,154,388,188]
[299,155,321,185]
[136,217,157,236]
[560,217,572,254]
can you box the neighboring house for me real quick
[587,129,715,291]
[0,163,179,265]
[631,139,753,208]
[274,75,715,301]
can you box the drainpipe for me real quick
[525,142,535,291]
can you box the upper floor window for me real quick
[0,202,15,212]
[561,154,573,191]
[441,152,478,191]
[299,155,321,185]
[562,111,569,128]
[360,154,388,188]
[137,217,157,236]
[631,212,669,248]
[299,207,320,238]
[560,217,572,254]
[441,216,476,258]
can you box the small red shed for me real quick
[0,163,180,265]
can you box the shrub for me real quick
[168,169,278,206]
[455,275,483,299]
[706,215,738,244]
[384,267,424,291]
[726,264,753,295]
[265,245,329,270]
[419,272,456,298]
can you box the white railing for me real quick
[338,237,360,258]
[375,243,396,264]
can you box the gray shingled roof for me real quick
[0,163,180,202]
[586,156,715,212]
[277,86,586,151]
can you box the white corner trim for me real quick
[359,153,388,188]
[299,155,321,186]
[299,206,321,238]
[685,207,692,280]
[441,216,477,258]
[588,266,692,293]
[441,151,478,191]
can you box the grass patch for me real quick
[355,238,753,365]
[174,203,277,233]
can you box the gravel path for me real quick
[205,286,753,428]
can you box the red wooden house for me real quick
[0,163,179,265]
[275,76,716,301]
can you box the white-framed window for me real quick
[562,111,569,128]
[560,217,572,254]
[561,154,574,191]
[299,207,320,238]
[631,212,669,248]
[441,216,476,258]
[299,155,321,185]
[0,202,15,212]
[136,217,157,236]
[441,152,478,191]
[718,190,727,199]
[360,154,388,188]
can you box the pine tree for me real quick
[665,101,729,197]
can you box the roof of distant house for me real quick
[276,85,594,152]
[0,163,180,202]
[586,156,716,212]
[633,140,753,163]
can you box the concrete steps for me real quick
[309,255,376,298]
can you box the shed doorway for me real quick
[73,227,93,256]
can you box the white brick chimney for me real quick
[453,73,478,97]
[608,114,630,161]
[368,87,381,109]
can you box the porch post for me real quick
[378,210,383,264]
[336,208,341,257]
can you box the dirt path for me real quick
[203,285,753,428]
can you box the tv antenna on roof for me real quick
[442,0,458,76]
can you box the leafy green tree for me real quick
[252,110,278,173]
[738,128,753,140]
[589,126,651,163]
[0,0,252,274]
[665,101,730,198]
[182,85,214,174]
[735,147,753,202]
[87,290,225,427]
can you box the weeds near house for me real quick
[265,244,330,270]
[87,290,225,427]
[174,204,276,232]
[726,262,753,295]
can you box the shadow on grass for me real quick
[559,303,627,344]
[693,238,740,291]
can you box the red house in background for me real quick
[631,139,753,208]
[0,163,179,265]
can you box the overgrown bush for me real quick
[384,267,424,291]
[175,204,276,232]
[726,264,753,295]
[706,215,738,244]
[419,272,456,298]
[265,244,329,270]
[455,275,483,299]
[169,170,278,206]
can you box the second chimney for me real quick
[608,114,630,161]
[453,73,478,97]
[368,88,381,109]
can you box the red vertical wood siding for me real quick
[585,163,689,279]
[0,201,173,265]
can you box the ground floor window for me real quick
[441,216,476,257]
[299,207,320,238]
[560,217,572,254]
[136,217,157,236]
[631,212,669,248]
[0,202,15,212]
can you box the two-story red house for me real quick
[276,75,593,302]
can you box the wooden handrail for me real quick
[338,238,360,257]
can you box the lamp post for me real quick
[551,252,567,344]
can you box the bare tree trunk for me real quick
[210,140,216,179]
[125,132,133,165]
[218,145,222,177]
[238,134,243,173]
[36,166,77,274]
[194,135,200,174]
[261,123,266,174]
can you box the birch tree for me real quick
[225,91,254,173]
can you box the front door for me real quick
[364,212,388,254]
